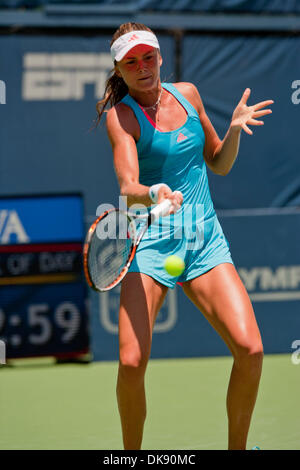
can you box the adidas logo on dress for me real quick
[177,132,188,143]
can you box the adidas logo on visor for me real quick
[128,34,139,42]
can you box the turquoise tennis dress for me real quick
[121,82,233,288]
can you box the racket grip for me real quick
[150,199,172,220]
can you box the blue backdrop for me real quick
[0,31,299,359]
[91,211,300,360]
[0,34,175,217]
[182,35,300,210]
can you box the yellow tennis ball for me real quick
[164,255,185,277]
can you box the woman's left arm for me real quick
[178,83,273,176]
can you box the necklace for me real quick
[140,88,163,111]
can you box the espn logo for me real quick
[22,53,112,101]
[0,80,6,104]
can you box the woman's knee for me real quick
[232,338,264,369]
[118,348,149,385]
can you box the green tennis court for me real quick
[1,353,299,450]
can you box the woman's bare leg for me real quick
[182,263,263,450]
[117,272,168,450]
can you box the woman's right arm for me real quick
[106,104,182,210]
[106,103,152,208]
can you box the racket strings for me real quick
[88,212,137,290]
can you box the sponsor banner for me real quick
[0,194,84,244]
[221,211,300,302]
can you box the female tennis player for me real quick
[96,22,273,450]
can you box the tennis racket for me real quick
[83,198,174,292]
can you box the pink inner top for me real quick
[137,103,163,131]
[137,88,188,133]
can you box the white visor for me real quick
[111,30,160,62]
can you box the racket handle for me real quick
[150,199,172,220]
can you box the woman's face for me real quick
[115,44,162,92]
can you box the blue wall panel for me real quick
[91,212,300,360]
[0,34,175,218]
[182,35,300,210]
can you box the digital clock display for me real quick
[0,282,89,358]
[0,194,89,360]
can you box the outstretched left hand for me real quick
[231,88,274,135]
